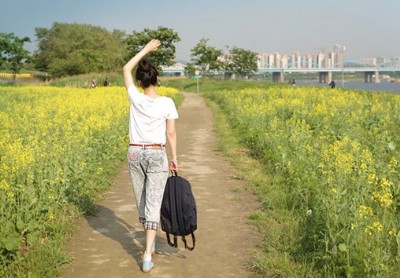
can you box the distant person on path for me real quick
[123,39,179,273]
[91,79,97,88]
[329,80,336,89]
[103,78,110,86]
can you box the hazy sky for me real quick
[1,0,399,62]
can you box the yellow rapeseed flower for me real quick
[372,178,393,208]
[358,205,374,219]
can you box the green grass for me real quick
[202,81,400,276]
[161,76,285,92]
[165,77,311,275]
[204,97,314,277]
[0,84,183,277]
[49,72,122,87]
[3,217,73,278]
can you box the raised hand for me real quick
[144,39,161,53]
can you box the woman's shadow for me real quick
[86,205,183,268]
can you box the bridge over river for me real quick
[163,60,400,83]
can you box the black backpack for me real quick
[161,171,197,251]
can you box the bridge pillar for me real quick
[364,72,372,83]
[364,71,379,83]
[272,71,284,82]
[319,71,332,83]
[374,71,379,83]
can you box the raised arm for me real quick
[123,39,161,90]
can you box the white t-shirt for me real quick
[127,85,179,145]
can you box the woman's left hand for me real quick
[169,160,178,172]
[144,39,161,53]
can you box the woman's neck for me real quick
[143,86,159,99]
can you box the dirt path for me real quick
[61,93,260,278]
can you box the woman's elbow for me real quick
[123,65,130,73]
[167,129,176,139]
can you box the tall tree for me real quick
[190,38,223,73]
[184,63,197,76]
[124,26,180,70]
[224,47,258,78]
[0,32,31,80]
[33,23,127,77]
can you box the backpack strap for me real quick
[166,233,178,248]
[181,232,196,251]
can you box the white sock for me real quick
[143,251,152,262]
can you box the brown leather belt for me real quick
[129,144,165,149]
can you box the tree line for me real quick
[0,23,257,80]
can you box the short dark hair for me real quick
[135,58,158,88]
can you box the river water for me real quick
[297,81,400,94]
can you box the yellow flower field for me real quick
[206,86,400,277]
[0,85,180,275]
[0,72,32,79]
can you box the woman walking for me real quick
[123,39,178,273]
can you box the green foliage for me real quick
[1,205,74,278]
[184,63,197,76]
[33,23,127,78]
[124,26,180,70]
[161,76,279,93]
[190,40,258,78]
[225,47,258,77]
[205,96,310,277]
[205,85,400,277]
[190,38,223,73]
[0,33,31,80]
[0,85,182,276]
[49,72,123,87]
[0,86,128,275]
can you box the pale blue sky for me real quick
[1,0,399,61]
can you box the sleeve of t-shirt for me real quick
[127,84,141,103]
[167,98,179,120]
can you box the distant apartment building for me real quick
[289,52,302,69]
[315,52,325,68]
[268,53,275,68]
[256,44,349,70]
[360,58,377,66]
[257,53,269,69]
[378,57,400,66]
[275,53,282,68]
[281,55,289,69]
[328,52,336,68]
[304,54,313,69]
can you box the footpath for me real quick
[61,93,260,278]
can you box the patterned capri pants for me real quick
[127,146,169,230]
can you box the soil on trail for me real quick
[61,93,261,278]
